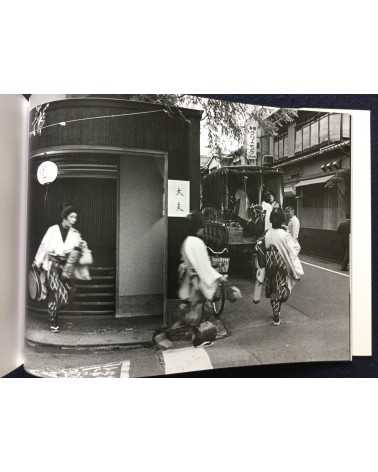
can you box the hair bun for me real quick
[61,204,76,220]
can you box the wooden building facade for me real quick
[258,110,351,260]
[27,97,202,325]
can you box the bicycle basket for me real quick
[208,247,230,274]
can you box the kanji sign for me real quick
[248,125,258,161]
[168,180,190,217]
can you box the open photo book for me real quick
[0,94,372,378]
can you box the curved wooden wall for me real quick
[29,98,202,300]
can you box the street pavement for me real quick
[24,254,350,378]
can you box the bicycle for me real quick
[205,247,230,317]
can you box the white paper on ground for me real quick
[162,347,213,375]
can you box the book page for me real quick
[0,95,29,376]
[24,95,357,377]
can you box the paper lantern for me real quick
[37,161,58,185]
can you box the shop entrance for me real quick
[28,159,118,317]
[34,178,117,266]
[28,151,168,321]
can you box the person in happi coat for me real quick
[33,205,86,332]
[255,208,304,326]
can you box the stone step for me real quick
[75,292,114,298]
[70,301,115,307]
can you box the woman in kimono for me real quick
[33,205,83,333]
[256,208,304,326]
[178,211,225,326]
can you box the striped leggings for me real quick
[271,298,281,320]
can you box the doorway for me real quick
[28,176,117,316]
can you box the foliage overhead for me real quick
[119,94,298,152]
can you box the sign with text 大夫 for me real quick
[168,180,190,217]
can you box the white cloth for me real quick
[235,189,250,220]
[262,201,272,231]
[265,228,304,291]
[288,215,300,240]
[178,236,222,301]
[34,224,82,271]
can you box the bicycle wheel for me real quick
[211,283,226,317]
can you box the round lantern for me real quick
[37,161,58,185]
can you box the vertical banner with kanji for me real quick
[168,180,190,217]
[248,124,258,164]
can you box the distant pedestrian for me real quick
[337,214,350,271]
[240,204,265,238]
[262,191,280,231]
[235,183,250,221]
[255,208,304,326]
[283,206,301,255]
[284,206,300,241]
[262,192,273,231]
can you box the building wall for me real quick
[119,155,165,297]
[299,228,344,260]
[282,150,350,259]
[284,151,350,231]
[118,156,165,316]
[29,95,67,109]
[29,98,202,303]
[269,111,351,260]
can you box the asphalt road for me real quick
[24,255,350,377]
[207,255,350,371]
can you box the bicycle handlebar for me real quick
[207,247,229,256]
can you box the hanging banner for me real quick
[168,180,190,217]
[249,125,257,160]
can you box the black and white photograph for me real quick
[23,94,352,377]
[1,6,378,472]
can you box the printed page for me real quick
[0,95,29,376]
[24,95,355,377]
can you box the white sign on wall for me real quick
[168,180,190,217]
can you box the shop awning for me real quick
[295,175,334,188]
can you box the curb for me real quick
[26,338,153,351]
